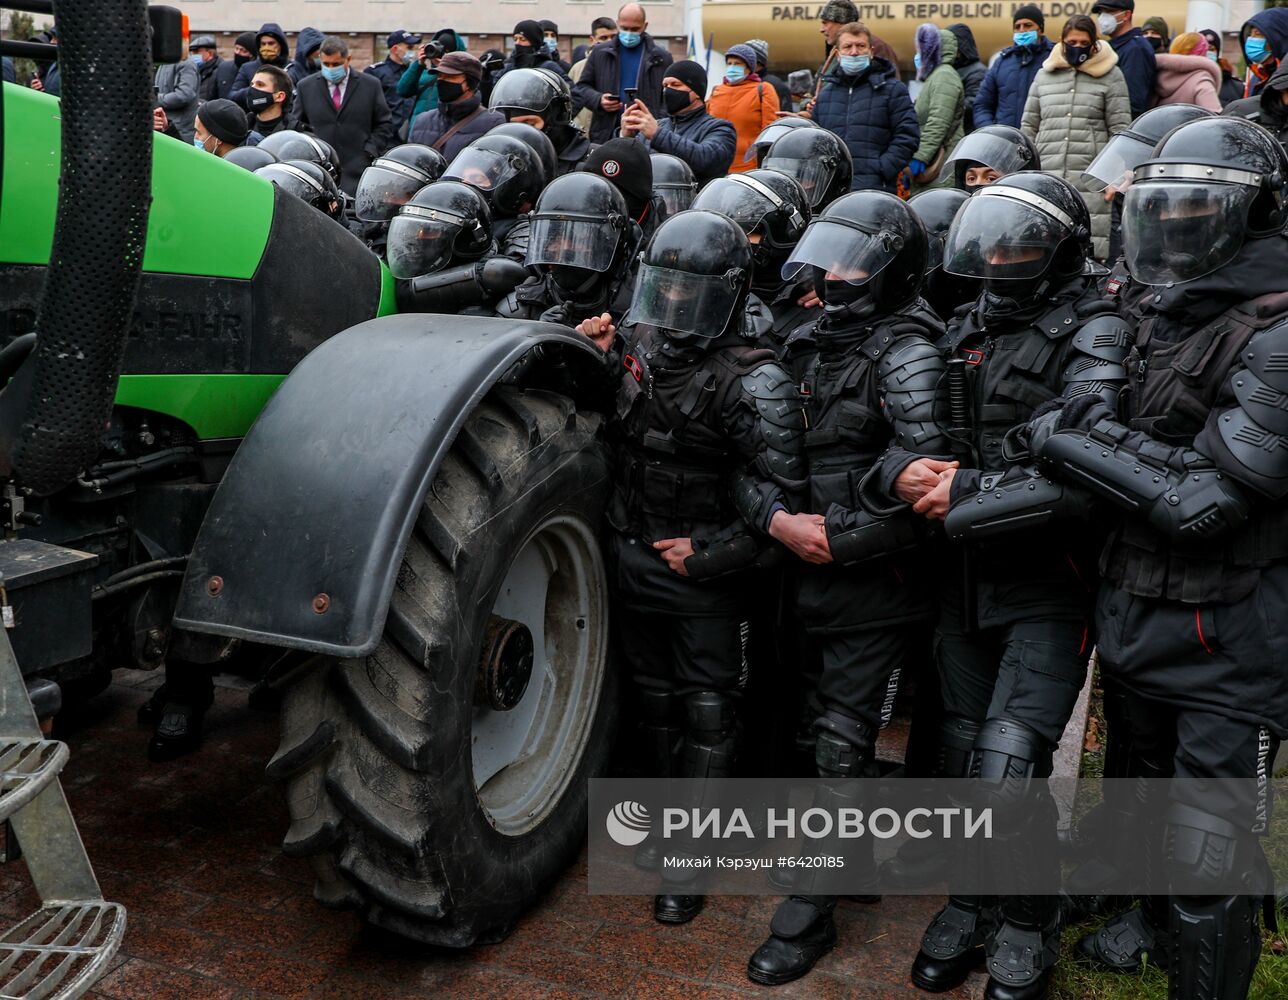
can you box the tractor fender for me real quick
[172,314,606,657]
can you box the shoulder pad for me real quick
[494,292,524,319]
[741,362,804,429]
[1068,314,1134,364]
[1240,319,1288,393]
[877,334,944,388]
[1206,406,1288,499]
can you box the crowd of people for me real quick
[12,5,1288,1000]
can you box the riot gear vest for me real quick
[607,327,777,542]
[1105,290,1288,603]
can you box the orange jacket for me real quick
[707,77,780,173]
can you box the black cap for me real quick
[514,20,544,49]
[387,30,422,47]
[235,31,257,51]
[1012,4,1045,30]
[1090,0,1134,12]
[666,60,708,99]
[199,98,250,146]
[539,19,559,34]
[580,138,652,215]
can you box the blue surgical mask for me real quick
[839,54,870,75]
[914,53,922,72]
[320,64,346,84]
[193,136,208,149]
[1014,30,1038,47]
[1246,37,1271,64]
[189,53,203,66]
[725,64,746,83]
[545,38,559,54]
[618,30,641,48]
[1207,49,1219,62]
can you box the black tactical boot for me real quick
[911,896,992,992]
[1075,900,1168,972]
[984,898,1060,1000]
[145,664,213,762]
[653,893,704,923]
[147,700,209,762]
[747,896,837,985]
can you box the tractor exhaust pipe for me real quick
[0,0,153,495]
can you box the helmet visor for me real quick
[443,148,522,193]
[385,207,467,279]
[1121,181,1253,285]
[655,183,695,217]
[744,122,811,162]
[942,195,1067,280]
[1082,133,1157,193]
[525,214,620,271]
[625,262,743,339]
[693,182,775,235]
[258,162,325,204]
[944,131,1033,176]
[763,155,833,208]
[353,164,429,222]
[782,219,901,285]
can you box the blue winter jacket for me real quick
[1108,28,1157,118]
[812,58,919,193]
[974,37,1055,129]
[648,105,737,184]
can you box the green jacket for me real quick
[914,30,965,188]
[398,32,469,123]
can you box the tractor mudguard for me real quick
[172,314,606,657]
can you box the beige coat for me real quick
[1022,42,1132,260]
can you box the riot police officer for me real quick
[257,130,343,187]
[762,127,854,211]
[496,172,639,327]
[744,191,952,985]
[742,116,822,169]
[902,172,1133,1000]
[488,67,592,175]
[442,131,547,241]
[387,181,528,315]
[649,153,698,223]
[256,159,343,220]
[351,144,448,254]
[691,170,815,349]
[575,210,807,925]
[943,124,1041,192]
[908,188,977,323]
[1031,116,1288,1000]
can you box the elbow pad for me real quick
[824,505,924,567]
[943,466,1093,541]
[1040,424,1249,541]
[684,532,776,579]
[397,258,529,314]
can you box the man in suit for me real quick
[296,36,396,194]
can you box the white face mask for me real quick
[1097,12,1120,36]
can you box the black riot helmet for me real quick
[353,144,449,222]
[763,127,853,210]
[692,170,810,288]
[626,210,753,341]
[488,67,573,128]
[256,160,343,219]
[1083,104,1216,195]
[224,145,277,173]
[783,190,928,317]
[942,171,1092,293]
[442,132,547,218]
[385,181,494,280]
[257,130,342,185]
[944,125,1041,191]
[525,173,630,294]
[743,115,822,167]
[488,122,559,188]
[1122,116,1288,285]
[649,153,698,220]
[909,188,979,319]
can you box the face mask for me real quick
[545,38,559,54]
[260,45,280,62]
[1065,44,1092,67]
[193,135,212,152]
[320,64,346,84]
[1014,30,1038,47]
[1145,35,1164,52]
[404,49,418,64]
[189,54,204,66]
[1246,37,1271,64]
[248,89,275,112]
[513,46,536,68]
[663,87,692,114]
[436,78,465,103]
[1207,49,1219,62]
[234,52,251,68]
[725,64,746,83]
[550,264,598,295]
[914,53,923,72]
[618,30,642,48]
[1096,13,1119,36]
[839,54,870,75]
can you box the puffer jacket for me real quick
[813,57,919,192]
[1224,59,1288,149]
[1153,52,1222,111]
[914,30,965,189]
[1022,42,1131,260]
[975,37,1055,128]
[707,77,780,173]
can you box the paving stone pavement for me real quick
[35,670,987,1000]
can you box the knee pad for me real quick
[684,690,736,744]
[639,687,677,726]
[969,717,1051,809]
[937,715,981,779]
[1164,802,1261,895]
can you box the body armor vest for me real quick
[1105,291,1288,602]
[608,327,775,541]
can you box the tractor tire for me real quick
[267,386,615,947]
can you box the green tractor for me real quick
[1,0,616,949]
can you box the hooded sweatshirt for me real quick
[1152,52,1222,111]
[1241,8,1288,97]
[230,23,291,108]
[947,23,987,131]
[1223,59,1288,148]
[288,27,326,86]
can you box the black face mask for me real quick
[247,90,275,112]
[1064,44,1092,67]
[813,268,877,321]
[436,78,466,104]
[513,46,537,68]
[1146,35,1165,52]
[663,88,693,115]
[234,53,252,68]
[549,264,600,295]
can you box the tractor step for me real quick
[0,742,68,825]
[0,902,126,1000]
